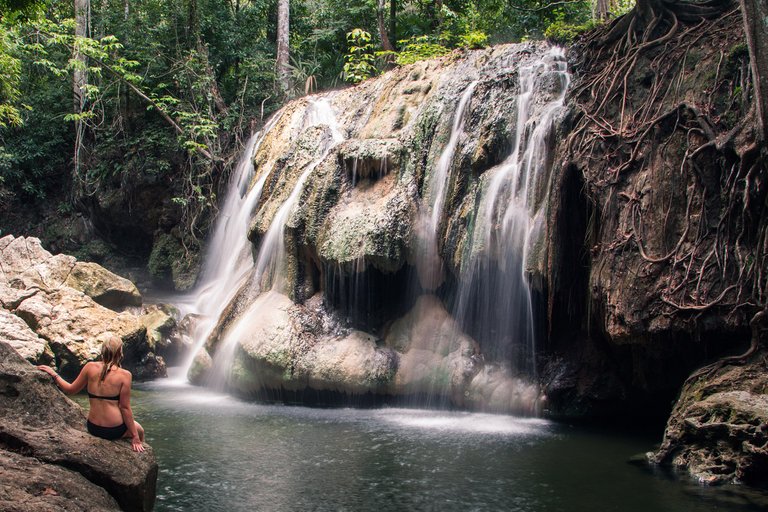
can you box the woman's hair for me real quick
[99,335,124,381]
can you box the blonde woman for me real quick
[38,335,146,452]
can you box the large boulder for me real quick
[0,341,158,511]
[0,308,52,363]
[0,450,120,511]
[139,303,188,365]
[223,291,397,396]
[650,346,768,486]
[0,235,165,380]
[65,261,142,310]
[194,291,542,414]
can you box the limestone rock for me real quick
[0,308,52,363]
[0,450,120,511]
[650,355,768,486]
[384,295,478,398]
[0,235,164,380]
[139,303,187,364]
[65,261,142,310]
[226,292,397,395]
[188,347,213,385]
[0,341,157,511]
[15,288,148,378]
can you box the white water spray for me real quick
[454,47,570,375]
[416,81,478,290]
[178,114,283,379]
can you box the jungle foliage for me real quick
[0,0,609,260]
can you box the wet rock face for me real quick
[0,235,165,380]
[539,14,766,419]
[195,43,556,413]
[650,356,768,486]
[194,291,539,412]
[0,341,158,511]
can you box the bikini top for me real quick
[87,390,120,401]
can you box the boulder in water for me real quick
[650,327,768,487]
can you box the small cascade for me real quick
[205,98,345,388]
[180,114,282,378]
[416,81,478,291]
[453,48,570,375]
[252,98,345,293]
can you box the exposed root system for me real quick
[565,1,767,326]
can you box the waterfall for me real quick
[453,48,570,375]
[179,114,283,379]
[416,81,478,291]
[176,45,570,413]
[252,99,344,293]
[205,98,345,388]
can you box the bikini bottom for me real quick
[86,420,127,440]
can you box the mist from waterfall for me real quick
[453,48,570,375]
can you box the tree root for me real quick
[682,306,768,385]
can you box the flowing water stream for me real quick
[453,48,570,375]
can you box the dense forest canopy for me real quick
[0,0,611,276]
[0,0,601,206]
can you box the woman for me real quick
[38,335,146,453]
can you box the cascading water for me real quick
[177,45,569,414]
[453,48,570,375]
[179,113,283,379]
[415,80,478,291]
[205,98,345,389]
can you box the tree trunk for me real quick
[434,0,443,28]
[740,0,768,139]
[276,0,292,98]
[73,0,89,115]
[594,0,611,19]
[389,0,396,46]
[377,0,394,51]
[73,0,90,186]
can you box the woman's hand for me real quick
[131,436,145,453]
[38,365,56,377]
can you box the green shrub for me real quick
[543,20,598,45]
[458,30,489,50]
[343,29,377,84]
[395,36,450,66]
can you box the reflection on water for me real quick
[114,372,768,512]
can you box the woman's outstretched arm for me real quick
[118,372,145,453]
[38,363,90,395]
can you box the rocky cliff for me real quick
[0,340,157,511]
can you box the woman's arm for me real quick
[38,363,90,395]
[118,372,145,453]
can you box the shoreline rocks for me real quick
[1,235,166,380]
[649,348,768,487]
[0,340,158,511]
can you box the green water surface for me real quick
[86,376,768,512]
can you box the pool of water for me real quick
[111,374,768,512]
